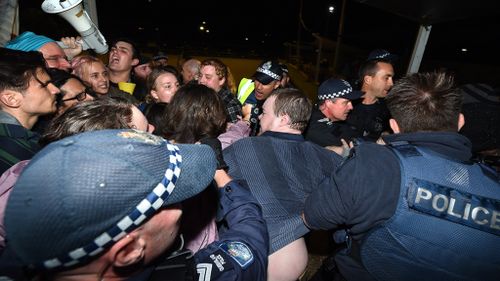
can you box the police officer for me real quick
[346,49,396,142]
[304,78,363,153]
[236,60,282,136]
[303,72,500,281]
[2,130,268,280]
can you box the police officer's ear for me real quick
[363,75,372,86]
[389,118,400,134]
[458,113,465,131]
[110,232,145,267]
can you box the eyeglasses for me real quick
[62,91,87,102]
[44,55,69,63]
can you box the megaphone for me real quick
[41,0,108,54]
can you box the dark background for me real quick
[18,0,500,85]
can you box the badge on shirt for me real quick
[218,241,254,269]
[196,250,234,280]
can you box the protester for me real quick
[47,69,94,115]
[161,83,227,252]
[181,58,201,85]
[199,59,242,123]
[224,88,342,281]
[71,54,134,103]
[30,68,95,135]
[107,38,140,103]
[0,48,60,174]
[5,31,82,71]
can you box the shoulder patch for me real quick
[218,241,254,269]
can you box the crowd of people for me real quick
[0,31,498,281]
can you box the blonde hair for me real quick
[71,55,106,82]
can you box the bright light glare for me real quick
[329,6,335,13]
[461,48,468,52]
[199,26,205,31]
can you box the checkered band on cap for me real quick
[374,52,390,59]
[256,66,281,81]
[318,80,353,100]
[40,143,182,269]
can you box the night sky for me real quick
[18,0,500,83]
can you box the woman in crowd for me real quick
[140,65,181,107]
[71,55,135,103]
[160,84,227,253]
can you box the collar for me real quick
[261,131,304,141]
[0,111,22,126]
[384,132,473,163]
[0,122,39,140]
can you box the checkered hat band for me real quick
[256,67,281,80]
[319,85,353,100]
[41,144,182,269]
[375,53,390,59]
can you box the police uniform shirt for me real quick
[304,106,359,147]
[303,131,481,280]
[128,180,268,281]
[346,99,391,141]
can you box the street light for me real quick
[325,4,335,36]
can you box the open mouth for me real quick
[109,56,119,64]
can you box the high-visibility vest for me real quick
[237,78,254,105]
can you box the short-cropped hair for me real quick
[386,71,462,133]
[269,88,312,132]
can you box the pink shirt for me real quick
[0,160,30,249]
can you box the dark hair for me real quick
[47,68,91,108]
[144,102,168,136]
[110,38,140,59]
[39,99,133,146]
[269,88,312,132]
[47,68,86,89]
[386,71,462,133]
[357,59,392,86]
[163,84,227,143]
[0,48,46,94]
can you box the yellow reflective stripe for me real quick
[237,78,254,104]
[238,78,251,93]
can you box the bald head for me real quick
[181,59,201,84]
